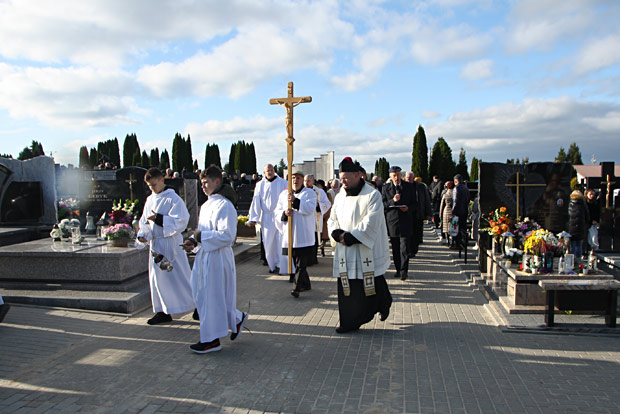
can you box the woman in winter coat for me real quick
[439,181,454,245]
[568,190,590,259]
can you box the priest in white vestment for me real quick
[183,166,248,354]
[304,174,332,265]
[137,168,195,325]
[328,157,393,333]
[274,171,316,297]
[248,164,288,274]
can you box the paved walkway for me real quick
[1,226,620,413]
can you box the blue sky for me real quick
[1,0,619,174]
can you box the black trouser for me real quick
[390,236,410,276]
[454,214,466,249]
[409,218,424,257]
[293,246,313,291]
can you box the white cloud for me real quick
[0,63,142,128]
[574,35,620,75]
[410,24,492,64]
[184,115,283,142]
[366,114,404,127]
[505,0,594,54]
[459,59,493,81]
[583,111,620,132]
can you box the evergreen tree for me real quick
[132,148,141,167]
[123,133,140,167]
[185,134,193,171]
[276,158,286,177]
[89,148,98,168]
[150,148,160,168]
[374,157,390,181]
[567,142,583,165]
[428,137,455,181]
[228,142,237,174]
[470,157,479,182]
[234,140,245,173]
[160,149,170,170]
[110,138,121,168]
[78,146,90,169]
[248,142,257,174]
[204,143,222,169]
[0,153,12,158]
[172,133,183,171]
[141,150,150,168]
[193,159,198,171]
[411,125,429,183]
[455,148,469,181]
[18,140,45,160]
[556,147,567,162]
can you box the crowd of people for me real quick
[86,158,474,354]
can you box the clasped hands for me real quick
[392,194,408,212]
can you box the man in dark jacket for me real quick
[382,166,416,280]
[451,174,470,250]
[429,175,443,228]
[405,172,432,257]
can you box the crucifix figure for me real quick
[270,82,312,276]
[125,173,137,201]
[601,174,616,209]
[504,172,546,219]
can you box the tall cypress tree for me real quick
[428,137,455,181]
[185,134,193,171]
[150,148,160,168]
[123,133,139,167]
[89,147,98,168]
[374,157,390,181]
[411,125,429,183]
[556,147,567,162]
[172,133,182,171]
[204,143,223,169]
[470,157,479,182]
[110,138,121,168]
[228,142,237,174]
[160,149,170,170]
[132,148,141,167]
[234,141,244,173]
[248,142,257,174]
[141,150,150,168]
[455,148,469,181]
[78,146,90,169]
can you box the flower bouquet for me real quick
[481,206,513,240]
[103,199,139,246]
[57,198,80,221]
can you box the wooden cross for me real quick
[504,172,546,219]
[125,173,137,201]
[601,174,617,209]
[363,258,373,266]
[270,82,312,275]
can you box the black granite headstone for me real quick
[479,162,573,234]
[236,184,253,216]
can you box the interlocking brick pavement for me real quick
[1,226,620,413]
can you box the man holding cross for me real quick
[328,157,392,334]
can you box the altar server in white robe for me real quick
[328,157,393,333]
[137,168,195,325]
[304,174,332,265]
[274,171,316,297]
[248,164,288,274]
[183,165,248,354]
[0,293,9,323]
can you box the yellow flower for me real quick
[499,206,507,213]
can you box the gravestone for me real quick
[236,183,253,216]
[479,162,573,234]
[78,167,147,225]
[0,156,57,225]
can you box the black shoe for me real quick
[230,312,248,341]
[335,326,359,334]
[269,267,279,274]
[289,275,295,283]
[262,260,268,266]
[380,309,389,321]
[147,312,172,325]
[192,309,199,321]
[321,248,325,257]
[400,273,408,281]
[0,304,10,323]
[190,338,221,354]
[394,272,400,278]
[291,290,300,298]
